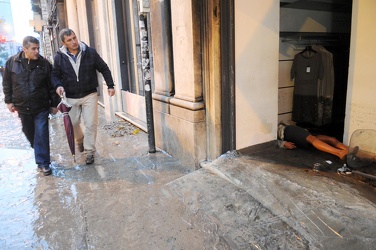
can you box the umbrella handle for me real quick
[60,91,66,100]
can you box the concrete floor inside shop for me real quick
[239,140,376,193]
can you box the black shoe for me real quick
[38,165,52,176]
[78,143,84,153]
[86,154,94,165]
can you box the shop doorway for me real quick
[279,0,353,141]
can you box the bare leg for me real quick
[306,135,348,160]
[315,134,348,150]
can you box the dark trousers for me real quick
[18,110,50,167]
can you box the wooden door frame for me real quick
[220,0,236,153]
[201,0,235,161]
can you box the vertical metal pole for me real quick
[139,13,156,153]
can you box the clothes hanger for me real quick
[300,45,316,54]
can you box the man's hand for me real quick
[284,141,296,149]
[6,103,15,113]
[108,88,115,97]
[50,107,58,115]
[56,86,65,97]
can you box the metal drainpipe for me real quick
[139,13,156,153]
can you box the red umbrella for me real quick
[57,98,75,162]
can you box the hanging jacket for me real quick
[2,52,59,114]
[51,42,114,99]
[291,50,324,125]
[312,45,335,125]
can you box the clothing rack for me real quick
[280,32,349,46]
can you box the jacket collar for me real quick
[14,52,44,63]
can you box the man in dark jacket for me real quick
[51,28,115,165]
[2,36,59,176]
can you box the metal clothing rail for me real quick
[280,32,349,46]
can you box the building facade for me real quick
[29,0,376,169]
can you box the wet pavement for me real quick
[1,78,376,249]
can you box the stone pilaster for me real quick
[65,0,79,34]
[170,0,202,102]
[150,0,174,97]
[151,0,206,169]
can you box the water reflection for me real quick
[0,83,40,247]
[0,148,39,248]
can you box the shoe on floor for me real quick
[38,165,52,176]
[86,154,94,165]
[337,164,352,175]
[77,143,84,153]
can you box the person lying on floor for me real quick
[277,123,348,160]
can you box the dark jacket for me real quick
[2,52,59,114]
[51,42,114,99]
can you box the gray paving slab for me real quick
[200,152,376,249]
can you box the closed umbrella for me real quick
[57,96,75,162]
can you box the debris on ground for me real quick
[337,164,352,175]
[102,120,141,137]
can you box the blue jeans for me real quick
[18,109,50,167]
